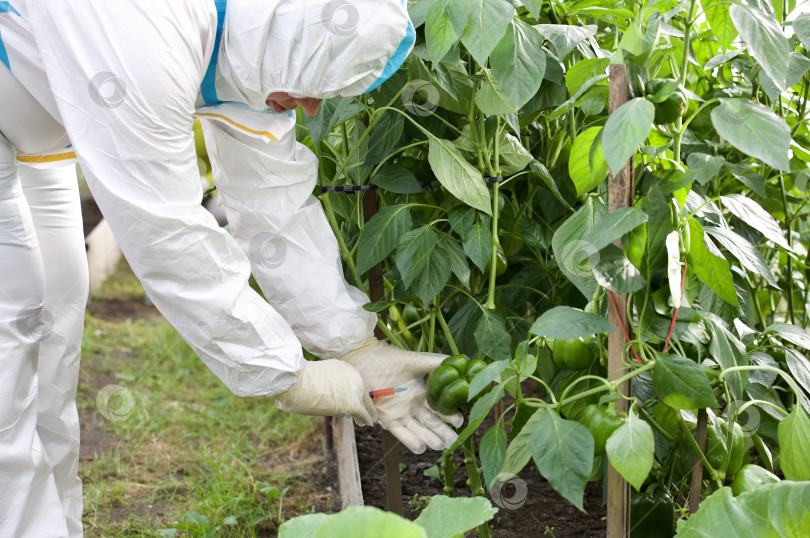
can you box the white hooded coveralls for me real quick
[0,0,414,535]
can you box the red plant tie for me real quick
[607,290,642,364]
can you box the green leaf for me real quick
[534,24,597,60]
[605,413,654,491]
[568,126,608,196]
[305,98,369,145]
[686,218,738,307]
[530,411,593,511]
[584,207,649,252]
[777,406,810,481]
[436,231,470,287]
[279,506,426,538]
[475,309,511,360]
[475,69,518,114]
[498,407,545,479]
[460,0,514,67]
[687,153,725,186]
[675,483,810,537]
[480,425,508,490]
[653,353,720,410]
[705,318,749,402]
[425,0,472,64]
[529,306,616,339]
[705,226,779,288]
[411,247,452,306]
[448,205,476,239]
[565,57,611,96]
[590,244,646,293]
[521,0,543,18]
[530,160,572,210]
[448,385,505,451]
[764,323,810,351]
[497,132,533,174]
[363,300,396,313]
[428,138,491,214]
[520,218,548,252]
[794,12,810,50]
[396,226,438,288]
[414,495,497,538]
[710,99,790,171]
[469,360,510,400]
[700,0,738,51]
[729,4,790,91]
[490,19,547,109]
[551,198,608,299]
[365,113,404,166]
[463,222,493,272]
[602,97,655,173]
[720,194,791,251]
[356,205,413,275]
[785,348,810,414]
[759,52,810,101]
[373,166,423,194]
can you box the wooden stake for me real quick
[689,409,708,514]
[607,64,633,538]
[363,189,403,515]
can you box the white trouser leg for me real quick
[20,164,88,538]
[0,138,69,537]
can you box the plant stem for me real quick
[462,435,491,538]
[778,174,796,324]
[680,0,698,87]
[436,307,460,355]
[486,179,501,310]
[676,415,721,486]
[442,449,456,497]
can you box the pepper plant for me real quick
[294,0,810,535]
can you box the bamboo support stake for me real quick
[363,190,403,516]
[607,64,633,538]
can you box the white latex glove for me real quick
[275,360,377,426]
[341,338,464,454]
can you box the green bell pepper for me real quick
[630,490,675,538]
[426,355,488,415]
[579,404,623,456]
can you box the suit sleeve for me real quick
[200,113,376,360]
[27,0,304,396]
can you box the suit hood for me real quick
[214,0,414,111]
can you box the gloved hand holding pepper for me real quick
[341,338,463,454]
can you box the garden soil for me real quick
[356,419,608,538]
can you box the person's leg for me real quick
[21,163,88,538]
[0,136,68,537]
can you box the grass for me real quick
[78,260,337,536]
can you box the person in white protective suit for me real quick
[0,0,463,535]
